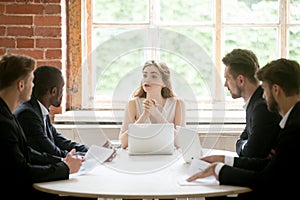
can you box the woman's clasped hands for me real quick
[143,98,158,115]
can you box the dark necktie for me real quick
[45,115,54,142]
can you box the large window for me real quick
[77,0,300,111]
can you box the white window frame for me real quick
[79,0,296,111]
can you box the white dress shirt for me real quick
[37,100,49,130]
[214,104,295,178]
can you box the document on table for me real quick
[178,158,219,186]
[71,145,115,176]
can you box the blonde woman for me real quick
[119,60,186,149]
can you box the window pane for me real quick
[95,50,144,102]
[167,27,213,59]
[92,28,146,102]
[223,27,278,97]
[160,27,214,102]
[290,0,300,23]
[160,0,212,22]
[224,27,278,66]
[159,51,213,102]
[92,28,135,50]
[222,0,279,23]
[93,0,148,22]
[91,27,215,105]
[288,27,300,60]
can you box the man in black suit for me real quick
[14,65,90,157]
[0,54,92,199]
[222,49,281,158]
[187,58,300,199]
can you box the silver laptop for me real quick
[177,126,203,163]
[127,123,175,155]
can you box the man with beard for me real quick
[187,58,300,199]
[222,49,281,158]
[14,65,90,157]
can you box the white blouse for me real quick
[135,97,178,123]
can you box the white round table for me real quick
[33,148,250,199]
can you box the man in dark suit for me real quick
[222,49,281,158]
[0,54,92,199]
[14,65,91,158]
[187,58,300,199]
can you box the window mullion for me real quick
[279,0,288,58]
[214,0,223,102]
[146,0,160,60]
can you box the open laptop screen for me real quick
[127,123,175,155]
[177,126,203,163]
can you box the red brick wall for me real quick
[0,0,63,67]
[0,0,64,116]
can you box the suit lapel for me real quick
[45,114,54,142]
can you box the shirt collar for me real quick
[243,96,251,110]
[279,105,295,129]
[37,100,49,117]
[243,86,261,110]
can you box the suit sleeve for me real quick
[236,126,248,156]
[238,101,281,158]
[1,120,69,184]
[16,109,70,157]
[49,123,89,154]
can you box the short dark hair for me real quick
[256,58,300,96]
[32,65,64,98]
[222,49,259,84]
[0,54,35,90]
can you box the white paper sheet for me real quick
[71,145,115,177]
[178,158,219,186]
